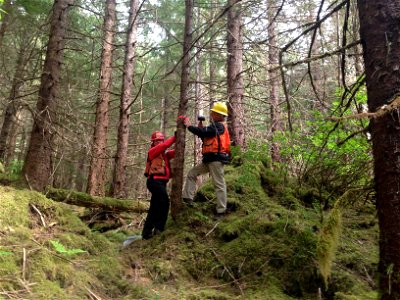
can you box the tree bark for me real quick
[194,5,204,166]
[0,0,12,48]
[86,0,116,196]
[358,1,400,298]
[0,45,26,163]
[170,0,193,219]
[227,0,245,148]
[349,2,363,79]
[22,0,74,191]
[5,110,21,167]
[307,1,326,108]
[45,187,148,213]
[267,0,281,163]
[110,0,138,199]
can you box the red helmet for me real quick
[151,131,164,141]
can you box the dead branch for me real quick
[327,95,400,122]
[30,204,47,228]
[45,187,149,214]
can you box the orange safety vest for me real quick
[144,153,166,177]
[202,123,231,154]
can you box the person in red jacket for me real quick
[142,131,175,239]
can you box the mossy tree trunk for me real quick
[358,1,400,298]
[46,187,148,213]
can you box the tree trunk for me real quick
[170,0,193,219]
[0,0,12,48]
[110,0,138,199]
[194,5,204,166]
[351,1,363,78]
[5,110,21,167]
[267,0,281,163]
[357,1,400,298]
[161,31,174,135]
[307,1,326,108]
[22,0,74,191]
[0,45,26,163]
[227,0,245,148]
[86,0,116,196]
[209,1,217,107]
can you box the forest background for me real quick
[0,0,399,299]
[0,0,369,199]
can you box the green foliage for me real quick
[49,240,86,255]
[7,159,23,174]
[17,0,52,14]
[277,90,372,199]
[0,0,4,19]
[0,250,12,256]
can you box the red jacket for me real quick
[144,136,175,180]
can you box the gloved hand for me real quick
[177,116,190,127]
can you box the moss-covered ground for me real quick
[0,156,378,299]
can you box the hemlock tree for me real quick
[0,43,26,164]
[267,0,281,163]
[22,0,74,191]
[86,0,116,196]
[227,0,245,148]
[170,0,193,219]
[110,0,138,198]
[357,1,400,298]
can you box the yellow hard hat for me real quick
[210,102,228,116]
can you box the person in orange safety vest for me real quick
[182,102,231,219]
[142,131,175,239]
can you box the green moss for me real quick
[0,152,379,299]
[31,280,69,299]
[149,260,175,283]
[187,289,233,300]
[246,275,299,299]
[88,254,130,297]
[334,291,378,300]
[0,186,30,228]
[316,189,368,288]
[0,254,20,290]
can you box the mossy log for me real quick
[45,187,149,213]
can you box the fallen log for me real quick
[45,187,149,213]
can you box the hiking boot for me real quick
[213,212,226,221]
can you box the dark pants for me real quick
[142,178,170,239]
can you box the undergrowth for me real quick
[0,145,378,299]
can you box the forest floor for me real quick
[0,156,379,299]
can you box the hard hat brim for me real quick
[210,108,228,116]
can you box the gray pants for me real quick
[183,161,227,213]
